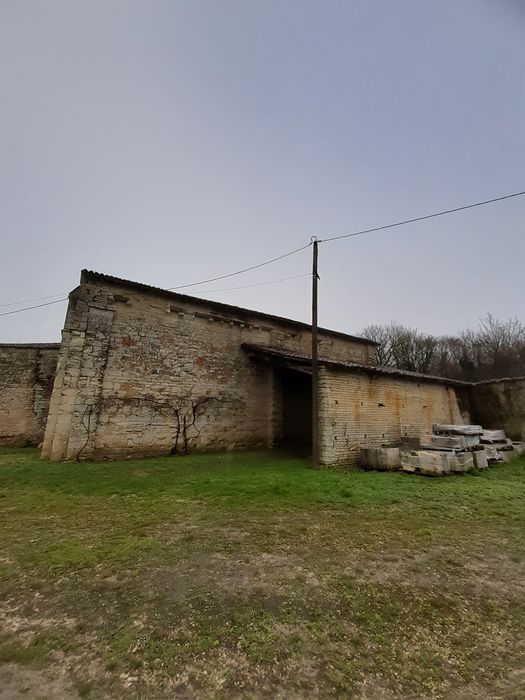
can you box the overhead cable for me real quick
[2,188,525,313]
[319,190,525,243]
[0,292,66,308]
[166,242,312,290]
[188,273,310,295]
[0,297,68,318]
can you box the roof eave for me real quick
[80,269,378,347]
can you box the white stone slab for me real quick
[512,442,525,456]
[420,434,479,450]
[484,445,503,463]
[481,429,506,442]
[455,452,474,472]
[432,424,483,436]
[360,447,401,471]
[473,450,489,470]
[401,450,457,476]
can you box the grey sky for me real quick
[1,0,524,343]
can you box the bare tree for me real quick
[459,314,525,380]
[362,322,438,373]
[361,323,396,365]
[361,314,525,381]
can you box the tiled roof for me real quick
[0,343,61,349]
[474,375,525,385]
[242,343,473,387]
[80,269,377,347]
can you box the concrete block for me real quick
[432,424,482,436]
[360,447,401,471]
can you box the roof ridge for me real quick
[80,269,378,346]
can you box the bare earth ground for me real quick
[0,448,524,699]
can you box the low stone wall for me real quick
[319,366,469,465]
[0,344,60,446]
[471,377,525,440]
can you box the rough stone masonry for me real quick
[4,271,522,466]
[0,343,60,446]
[41,271,377,462]
[37,270,475,466]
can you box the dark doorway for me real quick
[281,369,312,455]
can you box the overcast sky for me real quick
[1,0,524,343]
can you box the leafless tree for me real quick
[361,314,525,381]
[362,322,438,373]
[459,314,525,380]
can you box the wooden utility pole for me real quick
[311,238,320,469]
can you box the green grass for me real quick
[0,447,524,697]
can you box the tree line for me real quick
[360,314,525,382]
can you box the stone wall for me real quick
[42,272,376,461]
[0,344,60,446]
[318,366,468,465]
[471,378,525,440]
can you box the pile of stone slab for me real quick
[360,423,525,476]
[479,428,525,463]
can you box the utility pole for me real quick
[311,237,320,469]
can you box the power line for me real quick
[166,242,312,290]
[2,188,525,314]
[318,190,525,243]
[0,274,311,318]
[0,243,312,309]
[0,292,66,308]
[188,273,310,294]
[0,297,68,318]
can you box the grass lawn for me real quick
[0,448,524,699]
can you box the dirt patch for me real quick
[349,544,525,598]
[0,663,79,699]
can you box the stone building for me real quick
[41,271,375,461]
[244,345,471,464]
[2,269,520,465]
[37,270,472,465]
[0,343,60,446]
